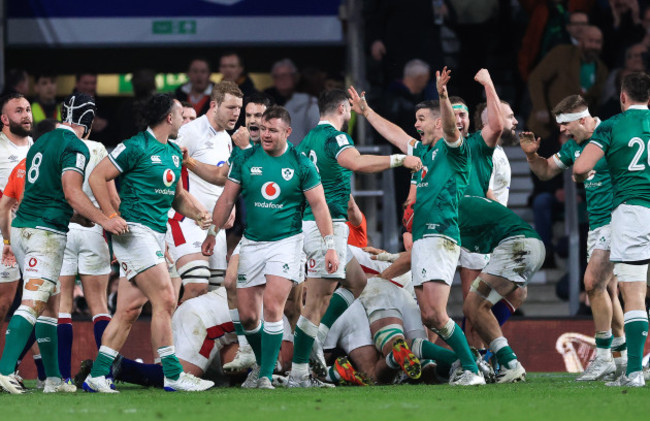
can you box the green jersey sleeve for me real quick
[553,140,578,169]
[589,118,615,153]
[108,141,141,174]
[444,136,470,169]
[298,154,321,191]
[61,135,90,176]
[325,132,355,160]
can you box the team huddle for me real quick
[0,67,648,394]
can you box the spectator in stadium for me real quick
[31,72,61,123]
[263,59,319,146]
[0,94,33,336]
[600,43,648,119]
[566,11,590,46]
[174,58,215,117]
[219,52,257,98]
[73,72,115,146]
[117,68,157,139]
[83,94,213,393]
[1,69,29,97]
[181,101,197,124]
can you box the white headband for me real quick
[555,109,590,124]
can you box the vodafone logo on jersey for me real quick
[261,182,281,200]
[163,169,176,187]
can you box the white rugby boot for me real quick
[44,377,77,393]
[256,376,275,390]
[286,374,335,388]
[241,364,260,389]
[164,372,214,392]
[605,371,645,387]
[576,356,616,381]
[83,375,119,393]
[223,344,256,372]
[496,361,526,383]
[449,370,486,386]
[0,373,26,394]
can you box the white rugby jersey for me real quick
[489,145,511,206]
[0,132,32,191]
[174,115,232,213]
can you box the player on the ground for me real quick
[521,94,626,381]
[83,94,214,393]
[349,68,484,385]
[0,94,33,333]
[574,72,650,387]
[289,88,421,387]
[167,81,243,302]
[202,105,338,389]
[0,94,127,394]
[460,195,545,383]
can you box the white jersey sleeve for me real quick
[489,145,511,206]
[0,133,32,191]
[82,140,108,208]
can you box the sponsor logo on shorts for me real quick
[172,155,180,168]
[237,274,247,284]
[28,258,37,267]
[282,168,294,181]
[251,167,263,175]
[122,262,128,272]
[151,155,162,164]
[193,241,202,248]
[261,182,280,200]
[0,271,10,277]
[421,268,427,276]
[163,169,176,187]
[308,259,316,268]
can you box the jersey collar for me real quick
[58,124,77,135]
[318,120,334,128]
[628,105,649,111]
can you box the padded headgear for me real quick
[61,94,96,136]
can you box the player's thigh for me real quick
[585,249,613,290]
[58,275,76,313]
[79,274,110,315]
[482,237,545,285]
[133,263,176,310]
[411,237,459,288]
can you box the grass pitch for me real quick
[2,373,649,421]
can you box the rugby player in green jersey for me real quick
[350,68,485,385]
[202,106,337,389]
[521,94,626,381]
[83,95,214,393]
[289,89,422,387]
[460,196,545,383]
[0,94,127,394]
[574,72,650,387]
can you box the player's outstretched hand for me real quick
[403,156,423,172]
[202,235,216,256]
[2,245,16,267]
[231,127,251,149]
[474,68,493,86]
[363,246,386,255]
[347,86,369,116]
[519,131,541,155]
[102,216,129,236]
[436,66,451,97]
[325,249,339,274]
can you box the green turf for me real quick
[2,373,650,421]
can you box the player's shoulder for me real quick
[178,115,208,138]
[167,140,182,155]
[232,143,258,163]
[83,139,107,154]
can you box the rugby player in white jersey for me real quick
[0,94,32,331]
[167,81,243,302]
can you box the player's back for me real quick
[297,123,353,222]
[13,127,89,233]
[464,131,494,197]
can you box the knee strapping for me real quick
[22,277,57,303]
[373,324,404,351]
[469,277,503,305]
[614,263,649,283]
[209,269,225,290]
[177,261,210,286]
[14,305,37,325]
[368,309,402,325]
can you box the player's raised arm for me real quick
[304,184,339,274]
[437,67,462,146]
[573,143,604,182]
[348,85,412,153]
[519,132,564,180]
[475,69,505,148]
[337,147,422,173]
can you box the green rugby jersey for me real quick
[590,106,650,209]
[459,195,540,254]
[464,131,494,197]
[109,130,183,233]
[13,127,90,234]
[297,122,353,222]
[554,124,613,229]
[408,137,470,243]
[228,143,321,241]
